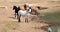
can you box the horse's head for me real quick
[27,7,32,13]
[24,4,29,10]
[13,5,17,10]
[24,4,27,10]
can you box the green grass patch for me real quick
[5,21,19,30]
[39,10,60,25]
[39,9,60,32]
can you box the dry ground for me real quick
[0,6,49,32]
[0,1,60,32]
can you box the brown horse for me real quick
[18,4,41,15]
[29,5,40,15]
[18,5,25,10]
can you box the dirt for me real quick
[0,7,49,32]
[0,0,60,32]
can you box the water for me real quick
[52,26,60,32]
[58,29,60,32]
[57,26,60,32]
[39,11,60,32]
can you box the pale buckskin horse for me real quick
[25,3,41,15]
[29,6,40,15]
[13,5,31,22]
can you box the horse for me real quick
[30,6,40,15]
[25,3,48,16]
[13,5,28,18]
[13,5,31,23]
[25,3,41,15]
[13,5,20,18]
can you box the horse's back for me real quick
[18,5,25,10]
[18,10,29,16]
[30,6,38,11]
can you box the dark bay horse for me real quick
[13,5,20,18]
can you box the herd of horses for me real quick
[13,3,41,23]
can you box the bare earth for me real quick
[0,7,49,32]
[0,1,60,32]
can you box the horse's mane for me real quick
[24,4,27,10]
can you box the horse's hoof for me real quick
[18,21,21,23]
[25,21,28,23]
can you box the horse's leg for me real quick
[25,16,28,23]
[18,14,21,22]
[30,10,32,14]
[35,11,39,16]
[35,11,37,15]
[17,13,18,19]
[15,12,16,18]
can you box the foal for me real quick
[13,5,20,18]
[17,7,31,22]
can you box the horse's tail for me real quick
[24,4,27,10]
[37,6,41,10]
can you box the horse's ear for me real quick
[13,5,17,10]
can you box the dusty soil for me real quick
[0,7,49,32]
[0,0,60,32]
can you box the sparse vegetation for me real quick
[39,8,60,32]
[5,21,19,30]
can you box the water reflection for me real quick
[52,26,60,32]
[58,27,60,32]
